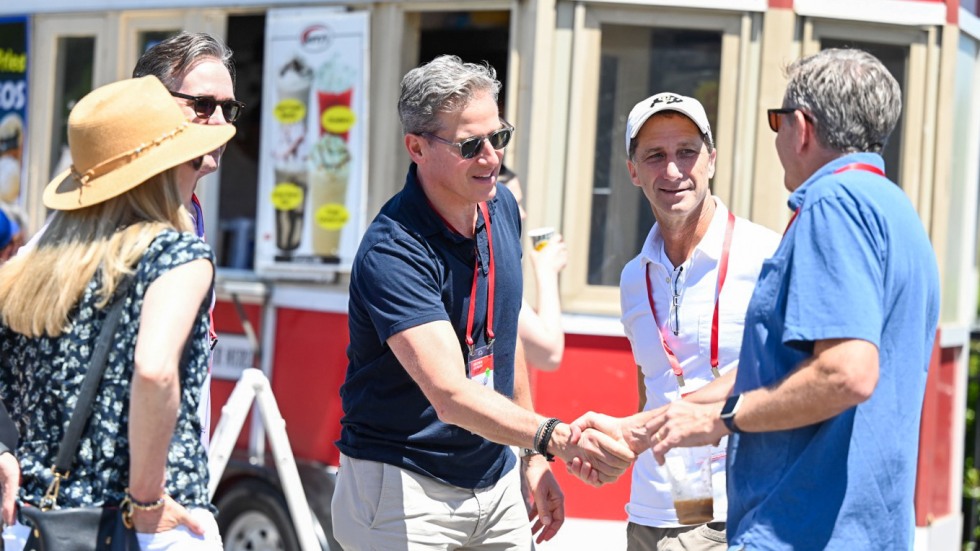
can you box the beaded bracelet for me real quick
[533,417,561,462]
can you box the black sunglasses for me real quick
[421,124,514,159]
[170,91,245,123]
[767,108,814,133]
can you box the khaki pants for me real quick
[626,521,727,551]
[332,454,531,550]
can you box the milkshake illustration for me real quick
[272,157,307,253]
[315,57,357,140]
[272,57,313,253]
[274,57,314,162]
[309,134,351,259]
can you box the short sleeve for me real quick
[135,230,214,293]
[784,195,885,347]
[351,237,450,343]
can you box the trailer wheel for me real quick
[216,479,302,551]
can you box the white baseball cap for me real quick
[625,92,712,156]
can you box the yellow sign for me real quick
[315,203,349,230]
[321,106,356,135]
[274,99,306,124]
[271,182,305,211]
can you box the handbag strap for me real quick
[41,275,133,508]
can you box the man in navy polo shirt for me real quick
[332,55,635,550]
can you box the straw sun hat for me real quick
[43,76,235,210]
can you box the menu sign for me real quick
[256,9,369,278]
[0,16,28,210]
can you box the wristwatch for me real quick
[720,394,743,433]
[521,448,541,459]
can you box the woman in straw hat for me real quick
[0,75,234,550]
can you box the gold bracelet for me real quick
[123,488,166,512]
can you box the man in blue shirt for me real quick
[332,55,634,550]
[572,48,940,550]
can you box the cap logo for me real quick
[651,94,684,107]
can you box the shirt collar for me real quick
[639,196,731,269]
[787,152,885,211]
[399,162,497,242]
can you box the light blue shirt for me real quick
[727,153,940,550]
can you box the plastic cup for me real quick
[663,446,714,525]
[529,227,555,251]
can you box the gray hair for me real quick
[133,32,236,89]
[398,55,501,135]
[783,48,901,154]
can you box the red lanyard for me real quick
[465,202,495,349]
[784,162,885,234]
[644,210,735,389]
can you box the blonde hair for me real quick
[0,168,192,337]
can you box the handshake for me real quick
[553,399,728,487]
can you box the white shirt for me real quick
[620,197,780,527]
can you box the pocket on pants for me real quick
[336,455,388,530]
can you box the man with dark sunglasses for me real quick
[134,32,241,194]
[132,30,240,449]
[334,55,634,550]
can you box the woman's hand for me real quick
[0,451,20,526]
[129,495,204,535]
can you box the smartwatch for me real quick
[720,394,743,433]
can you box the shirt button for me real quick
[666,277,670,283]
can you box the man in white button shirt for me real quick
[615,92,779,550]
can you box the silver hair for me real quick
[398,55,501,135]
[133,32,236,89]
[783,48,901,154]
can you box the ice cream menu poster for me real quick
[255,9,368,277]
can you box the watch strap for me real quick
[721,394,742,433]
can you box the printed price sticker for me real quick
[274,98,307,124]
[271,182,305,211]
[315,203,350,230]
[321,105,356,135]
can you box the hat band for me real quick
[69,121,190,186]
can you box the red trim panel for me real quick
[532,333,638,520]
[271,308,350,466]
[915,331,955,526]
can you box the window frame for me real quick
[558,5,758,316]
[801,18,939,225]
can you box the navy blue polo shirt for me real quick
[338,163,523,489]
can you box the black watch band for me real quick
[720,394,743,433]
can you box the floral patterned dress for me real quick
[0,230,213,510]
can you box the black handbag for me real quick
[21,277,140,551]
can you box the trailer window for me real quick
[217,14,265,270]
[587,25,721,287]
[49,37,95,179]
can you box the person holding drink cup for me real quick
[500,167,569,372]
[576,92,779,550]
